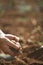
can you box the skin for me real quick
[0,37,21,57]
[5,36,19,42]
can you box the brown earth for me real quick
[0,7,43,65]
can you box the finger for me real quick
[5,36,19,42]
[0,44,18,56]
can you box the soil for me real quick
[0,9,43,65]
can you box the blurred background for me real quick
[0,0,43,65]
[0,0,43,38]
[0,0,43,39]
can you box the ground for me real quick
[0,14,43,65]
